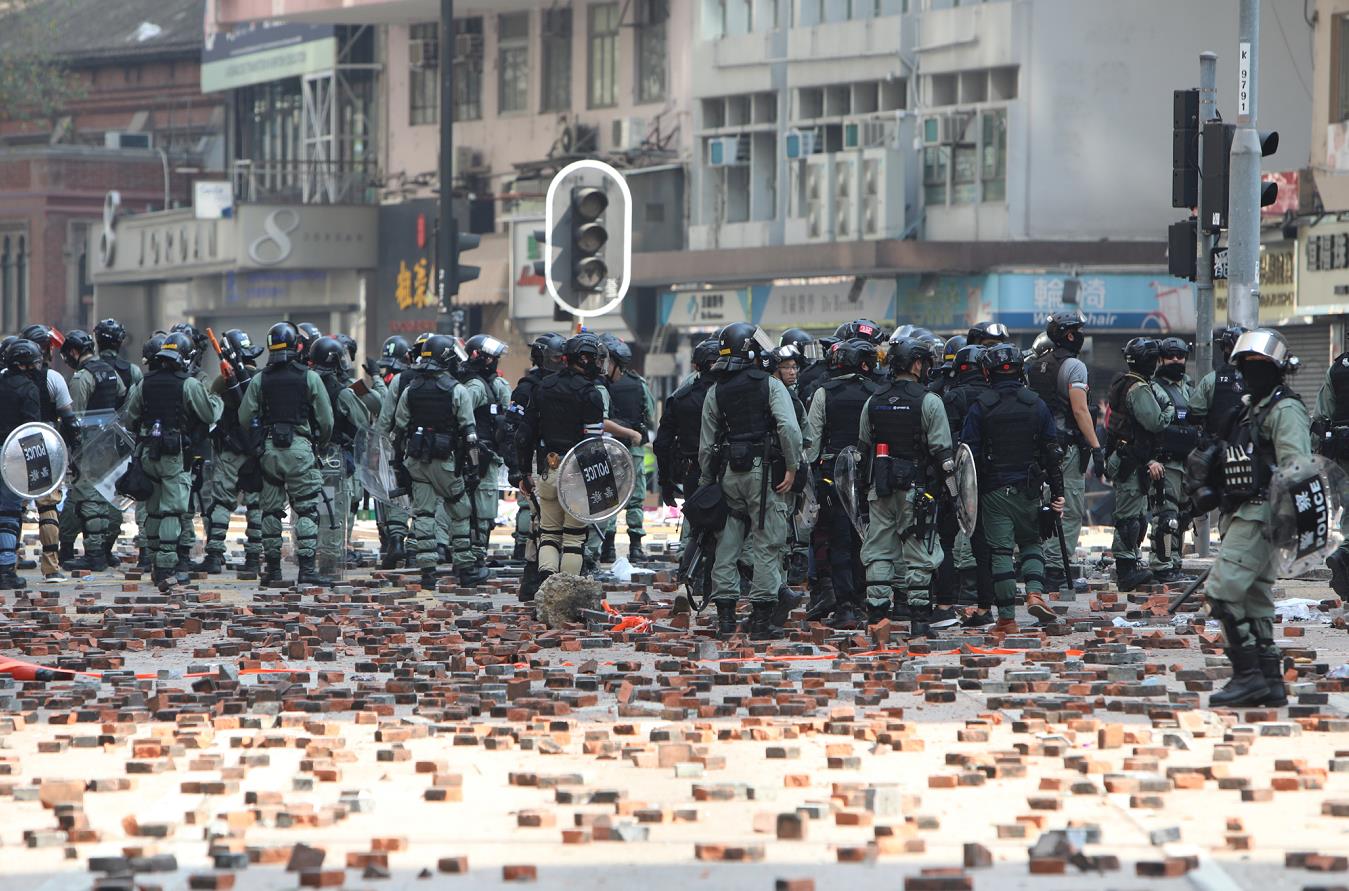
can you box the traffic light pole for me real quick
[1227,0,1261,330]
[437,0,464,336]
[1194,51,1217,559]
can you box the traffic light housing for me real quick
[450,224,480,295]
[1201,122,1280,232]
[1172,89,1199,209]
[571,186,608,293]
[1168,219,1197,281]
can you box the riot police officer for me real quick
[1202,329,1309,708]
[967,321,1012,347]
[59,330,127,571]
[20,324,80,581]
[1314,340,1349,598]
[461,334,511,581]
[1104,338,1174,591]
[310,335,371,571]
[699,323,803,640]
[1190,325,1248,437]
[94,317,141,395]
[516,332,610,581]
[168,322,211,573]
[0,340,43,589]
[804,338,879,626]
[858,337,957,636]
[133,333,166,569]
[1150,337,1198,582]
[504,333,565,598]
[392,335,477,590]
[930,335,966,397]
[938,344,992,621]
[601,335,655,559]
[295,322,323,363]
[654,338,719,542]
[200,329,264,573]
[239,323,335,587]
[1026,310,1102,590]
[376,332,434,565]
[371,335,413,568]
[123,332,221,590]
[961,344,1064,633]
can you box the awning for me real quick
[454,231,509,307]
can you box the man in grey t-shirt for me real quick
[1025,311,1103,590]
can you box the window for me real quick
[952,144,977,204]
[923,146,948,206]
[636,0,668,103]
[498,12,529,114]
[1337,15,1349,123]
[540,8,572,112]
[588,2,619,108]
[0,231,28,333]
[981,109,1007,202]
[408,23,438,125]
[454,17,484,121]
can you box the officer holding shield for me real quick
[59,330,126,571]
[199,329,264,574]
[600,335,655,560]
[1314,343,1349,598]
[1150,337,1198,582]
[0,340,44,589]
[462,334,512,582]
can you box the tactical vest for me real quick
[609,371,648,435]
[101,352,134,396]
[405,371,458,432]
[1105,373,1153,449]
[822,376,877,455]
[1027,347,1073,424]
[36,367,56,422]
[797,361,829,409]
[977,386,1041,477]
[260,362,309,429]
[536,370,601,455]
[1207,364,1246,438]
[715,369,772,443]
[512,367,546,409]
[81,357,121,413]
[1223,388,1296,506]
[322,374,359,446]
[141,369,186,433]
[868,379,927,460]
[0,372,39,443]
[1155,378,1189,424]
[942,376,986,442]
[671,375,712,458]
[1330,354,1349,424]
[471,374,502,444]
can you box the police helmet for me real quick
[953,345,986,379]
[835,338,878,374]
[0,335,14,366]
[771,343,803,371]
[1122,337,1161,377]
[1213,325,1248,360]
[1045,309,1086,349]
[1230,328,1293,370]
[266,322,300,361]
[888,336,935,375]
[942,335,967,366]
[692,338,720,373]
[170,323,205,364]
[411,332,434,367]
[21,324,62,358]
[1158,337,1190,359]
[308,336,346,372]
[836,318,884,344]
[156,331,192,368]
[1029,332,1053,358]
[380,335,412,372]
[529,332,566,372]
[465,334,509,374]
[716,322,774,371]
[563,331,604,378]
[599,334,632,369]
[980,342,1024,379]
[60,329,95,369]
[94,318,127,351]
[142,333,167,363]
[779,327,821,362]
[420,334,467,372]
[967,320,1010,345]
[225,329,264,363]
[295,322,323,359]
[6,338,41,370]
[335,333,358,362]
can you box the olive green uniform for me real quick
[1314,369,1349,540]
[375,372,414,553]
[123,374,221,572]
[699,374,803,606]
[601,372,656,542]
[68,357,127,559]
[204,373,263,563]
[1150,374,1195,575]
[320,382,370,566]
[859,376,950,611]
[239,364,334,563]
[1107,378,1174,564]
[464,374,513,564]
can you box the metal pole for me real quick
[1227,0,1261,330]
[1194,51,1217,558]
[436,0,458,335]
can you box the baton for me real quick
[1054,515,1076,586]
[1166,565,1211,614]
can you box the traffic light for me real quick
[571,186,608,293]
[450,222,480,295]
[1172,89,1199,209]
[1168,218,1197,280]
[1201,122,1280,232]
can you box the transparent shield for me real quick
[316,443,349,578]
[794,476,820,534]
[354,427,410,509]
[833,446,868,535]
[954,442,980,536]
[1268,454,1348,576]
[76,411,136,510]
[1,422,68,499]
[557,435,636,522]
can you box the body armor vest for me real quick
[822,376,877,455]
[536,371,600,455]
[405,372,458,432]
[942,376,987,441]
[1207,364,1246,438]
[512,367,546,409]
[1156,378,1189,423]
[260,362,309,429]
[1330,354,1349,424]
[715,369,772,442]
[1027,347,1073,424]
[671,375,712,458]
[609,371,648,435]
[978,386,1041,476]
[1222,389,1294,506]
[868,379,927,460]
[797,361,829,409]
[473,374,502,444]
[141,369,186,433]
[1106,373,1153,449]
[102,353,134,396]
[81,357,121,413]
[322,374,358,446]
[0,372,40,443]
[36,367,56,422]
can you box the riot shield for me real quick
[78,412,137,511]
[676,528,715,612]
[354,427,410,509]
[833,446,868,535]
[793,475,820,534]
[953,442,979,536]
[1,422,68,499]
[1268,454,1348,576]
[556,435,636,523]
[315,443,349,579]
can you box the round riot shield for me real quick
[1268,454,1348,576]
[556,436,636,523]
[1,422,68,499]
[954,442,979,536]
[833,446,868,535]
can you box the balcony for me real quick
[231,158,382,206]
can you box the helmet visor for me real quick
[1230,329,1289,366]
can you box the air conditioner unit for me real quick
[834,155,858,240]
[612,117,646,151]
[105,131,152,150]
[784,128,818,160]
[920,115,946,147]
[454,33,482,56]
[804,155,834,242]
[860,147,906,240]
[708,135,748,167]
[455,146,484,172]
[863,117,896,149]
[409,38,438,68]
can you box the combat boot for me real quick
[1025,592,1056,624]
[956,568,980,606]
[1328,547,1349,600]
[1209,645,1271,708]
[260,556,283,586]
[0,568,27,590]
[137,547,152,570]
[519,561,540,602]
[1044,566,1067,593]
[58,542,76,569]
[628,531,645,559]
[716,600,738,638]
[240,553,261,573]
[296,555,335,587]
[421,566,439,591]
[174,546,192,575]
[66,553,109,572]
[771,584,804,627]
[749,601,783,641]
[512,540,526,561]
[908,603,933,639]
[190,553,224,574]
[805,576,836,621]
[459,564,489,587]
[828,601,862,630]
[600,531,617,564]
[1114,557,1153,592]
[1258,649,1288,707]
[380,533,406,570]
[865,602,890,625]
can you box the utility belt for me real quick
[672,450,699,483]
[141,427,187,461]
[724,436,780,473]
[407,425,455,460]
[265,422,309,449]
[1158,423,1200,461]
[1317,422,1349,460]
[871,445,925,499]
[1056,426,1089,450]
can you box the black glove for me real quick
[660,481,678,507]
[363,358,379,378]
[394,461,412,491]
[1090,447,1107,481]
